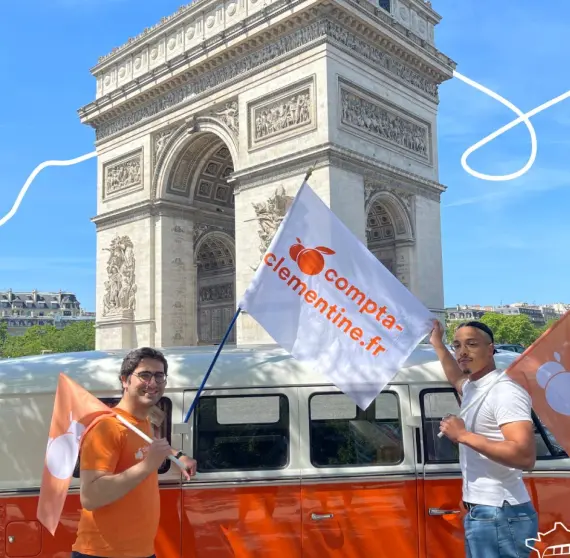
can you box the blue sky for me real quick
[0,0,568,312]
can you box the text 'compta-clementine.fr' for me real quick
[263,238,405,356]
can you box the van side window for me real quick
[194,395,289,472]
[309,392,403,467]
[420,389,568,463]
[421,390,460,464]
[533,416,568,459]
[72,397,173,478]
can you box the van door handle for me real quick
[429,508,460,516]
[311,513,334,521]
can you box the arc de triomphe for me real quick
[79,0,455,350]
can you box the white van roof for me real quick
[0,343,522,395]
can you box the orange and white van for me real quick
[0,344,568,557]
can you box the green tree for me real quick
[445,313,543,348]
[538,317,559,337]
[1,321,95,358]
[445,320,459,345]
[56,321,96,353]
[479,313,540,347]
[0,321,7,356]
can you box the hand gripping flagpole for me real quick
[183,307,241,423]
[182,167,314,424]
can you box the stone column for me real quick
[234,164,366,346]
[97,310,135,348]
[153,212,196,347]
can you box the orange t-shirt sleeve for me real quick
[80,417,123,473]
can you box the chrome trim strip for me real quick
[422,470,570,481]
[300,472,416,485]
[180,473,416,490]
[4,470,569,498]
[0,481,183,497]
[182,478,301,490]
[422,472,462,480]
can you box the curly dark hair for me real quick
[119,347,168,382]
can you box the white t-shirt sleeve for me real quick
[491,380,533,426]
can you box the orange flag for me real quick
[506,310,570,456]
[37,373,115,536]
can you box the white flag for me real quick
[239,182,435,410]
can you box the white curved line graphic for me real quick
[0,151,96,228]
[455,70,570,182]
[2,71,570,226]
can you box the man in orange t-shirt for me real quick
[71,347,197,558]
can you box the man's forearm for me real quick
[458,431,534,470]
[81,461,154,511]
[433,342,464,391]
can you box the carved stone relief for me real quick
[199,283,233,303]
[249,82,314,148]
[341,87,429,159]
[153,126,176,167]
[103,150,143,197]
[95,20,438,140]
[211,101,238,134]
[102,235,137,316]
[252,187,294,255]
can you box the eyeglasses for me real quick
[451,340,491,352]
[133,371,167,384]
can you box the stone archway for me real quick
[195,232,236,345]
[87,1,453,351]
[367,201,397,274]
[366,190,414,289]
[151,127,236,347]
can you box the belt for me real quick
[463,501,475,510]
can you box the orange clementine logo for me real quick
[289,238,335,275]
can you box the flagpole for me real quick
[183,307,241,423]
[182,168,313,424]
[114,414,186,469]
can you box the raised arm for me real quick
[429,319,466,395]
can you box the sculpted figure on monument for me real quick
[341,90,428,156]
[213,101,238,132]
[255,92,311,140]
[102,236,137,316]
[252,187,294,255]
[105,157,142,194]
[153,128,175,164]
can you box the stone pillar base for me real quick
[96,309,135,350]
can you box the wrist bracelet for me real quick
[174,450,185,459]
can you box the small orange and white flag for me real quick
[506,310,570,456]
[37,373,115,536]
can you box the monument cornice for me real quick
[79,9,454,142]
[92,0,446,76]
[232,142,446,202]
[91,200,154,231]
[92,198,235,231]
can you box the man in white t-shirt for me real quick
[430,319,538,558]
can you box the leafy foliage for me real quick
[446,312,560,348]
[0,321,7,355]
[0,321,95,358]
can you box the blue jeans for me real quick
[463,501,538,558]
